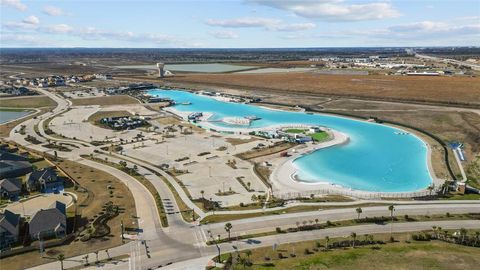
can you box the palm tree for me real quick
[388,205,395,237]
[94,251,99,263]
[225,222,233,240]
[427,184,434,196]
[356,207,362,220]
[350,232,357,248]
[200,190,205,199]
[247,182,251,191]
[325,236,330,250]
[57,254,65,270]
[437,227,443,239]
[105,249,111,260]
[432,226,437,238]
[460,228,467,244]
[388,205,395,220]
[245,249,252,264]
[474,231,480,246]
[364,234,370,243]
[314,218,319,225]
[83,255,89,266]
[239,256,247,270]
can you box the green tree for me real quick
[351,232,357,248]
[57,254,65,270]
[460,228,467,244]
[356,207,362,220]
[225,222,233,240]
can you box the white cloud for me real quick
[271,22,315,32]
[206,17,281,28]
[205,17,315,32]
[3,21,38,30]
[1,0,27,11]
[43,24,74,34]
[22,15,40,25]
[346,20,480,42]
[248,0,400,21]
[43,5,66,16]
[210,30,239,39]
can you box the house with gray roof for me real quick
[0,209,21,249]
[29,201,66,240]
[0,178,22,201]
[0,160,32,179]
[26,168,63,193]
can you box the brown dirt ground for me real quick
[165,73,480,106]
[0,95,57,108]
[70,95,139,106]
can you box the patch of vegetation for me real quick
[214,230,480,270]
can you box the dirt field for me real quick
[70,95,139,106]
[0,95,57,108]
[165,73,480,106]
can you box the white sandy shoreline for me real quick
[158,92,441,198]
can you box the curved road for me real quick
[5,87,479,270]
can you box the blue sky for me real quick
[1,0,479,47]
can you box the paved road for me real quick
[6,88,480,270]
[203,203,480,238]
[71,219,480,270]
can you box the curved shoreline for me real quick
[157,90,439,197]
[0,108,38,125]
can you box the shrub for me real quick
[276,227,283,233]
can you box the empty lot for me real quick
[166,73,480,106]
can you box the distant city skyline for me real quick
[1,0,479,48]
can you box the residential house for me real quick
[0,178,22,200]
[0,151,32,178]
[0,210,20,249]
[26,168,63,193]
[29,201,66,240]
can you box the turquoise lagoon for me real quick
[148,89,433,193]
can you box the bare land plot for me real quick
[71,95,139,106]
[0,95,56,108]
[166,73,480,106]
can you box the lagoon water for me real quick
[116,63,255,73]
[149,89,433,192]
[0,110,31,124]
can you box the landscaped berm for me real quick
[212,232,480,270]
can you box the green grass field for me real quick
[285,128,306,134]
[221,234,480,270]
[0,96,56,108]
[311,131,329,141]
